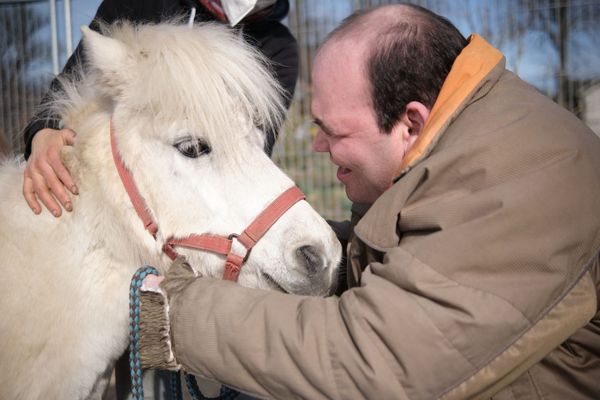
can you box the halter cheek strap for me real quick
[163,186,305,281]
[110,120,306,281]
[111,123,159,238]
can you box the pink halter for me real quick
[110,120,305,281]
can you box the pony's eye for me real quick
[174,137,211,158]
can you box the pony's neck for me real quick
[60,108,167,272]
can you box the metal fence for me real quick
[2,0,599,220]
[0,0,74,153]
[2,0,48,153]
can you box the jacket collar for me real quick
[353,35,505,250]
[397,34,504,177]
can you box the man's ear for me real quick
[399,101,430,149]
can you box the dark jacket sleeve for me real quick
[242,19,298,155]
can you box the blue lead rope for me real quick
[129,266,159,400]
[184,373,241,400]
[128,265,240,400]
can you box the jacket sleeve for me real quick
[166,270,594,399]
[166,131,599,399]
[242,20,298,155]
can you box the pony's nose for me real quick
[296,245,327,274]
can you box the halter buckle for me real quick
[228,233,251,262]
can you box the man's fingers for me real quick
[22,174,41,214]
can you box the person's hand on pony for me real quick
[23,128,78,216]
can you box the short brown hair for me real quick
[325,4,468,133]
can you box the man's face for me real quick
[311,40,407,204]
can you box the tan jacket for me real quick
[167,36,600,399]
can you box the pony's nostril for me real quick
[296,245,326,274]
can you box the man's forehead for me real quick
[313,42,369,98]
[315,37,367,66]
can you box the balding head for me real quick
[322,4,419,46]
[317,3,467,133]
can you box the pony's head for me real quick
[71,21,341,295]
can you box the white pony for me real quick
[0,21,341,399]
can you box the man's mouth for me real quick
[337,166,352,182]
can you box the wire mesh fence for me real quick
[2,0,599,220]
[0,0,53,153]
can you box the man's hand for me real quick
[23,128,78,216]
[138,258,198,371]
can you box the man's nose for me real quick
[312,131,329,152]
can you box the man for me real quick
[140,4,600,399]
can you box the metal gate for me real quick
[0,0,77,154]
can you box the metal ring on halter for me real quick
[227,233,251,262]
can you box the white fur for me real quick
[0,21,341,400]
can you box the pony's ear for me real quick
[81,26,130,96]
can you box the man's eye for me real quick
[312,119,332,136]
[173,137,212,158]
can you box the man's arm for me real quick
[165,264,593,399]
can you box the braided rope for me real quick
[129,266,159,400]
[184,373,202,400]
[219,384,243,400]
[128,266,240,400]
[170,370,183,400]
[185,374,241,400]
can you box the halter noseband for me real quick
[110,120,305,281]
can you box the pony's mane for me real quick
[47,20,286,152]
